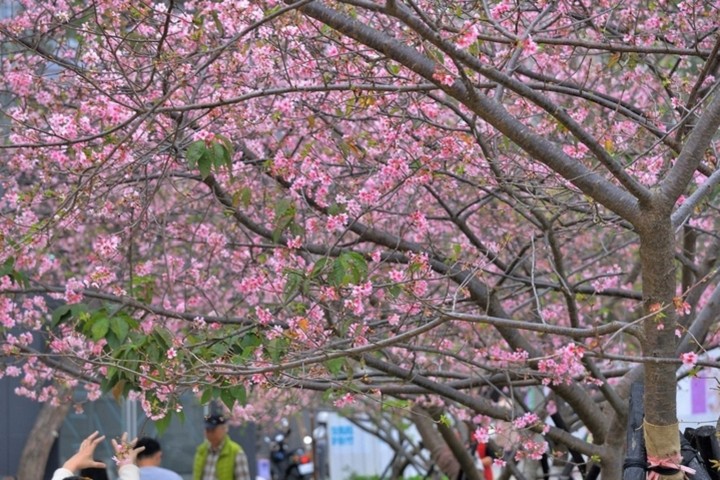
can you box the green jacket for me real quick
[193,438,243,480]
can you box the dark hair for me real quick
[135,437,162,460]
[77,467,109,480]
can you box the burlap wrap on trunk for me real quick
[643,421,685,480]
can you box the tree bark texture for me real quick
[411,404,462,480]
[16,400,70,480]
[638,211,682,479]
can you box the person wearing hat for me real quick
[135,437,182,480]
[193,414,251,480]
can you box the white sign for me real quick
[326,413,413,479]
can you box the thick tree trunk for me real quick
[638,211,682,480]
[411,404,463,480]
[16,400,71,480]
[605,413,628,480]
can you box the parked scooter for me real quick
[266,420,314,480]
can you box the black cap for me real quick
[204,414,227,428]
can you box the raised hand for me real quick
[62,431,106,473]
[111,432,145,467]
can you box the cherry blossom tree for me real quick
[1,0,720,479]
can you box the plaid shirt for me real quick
[201,438,251,480]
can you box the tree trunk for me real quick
[16,400,71,480]
[411,404,462,480]
[638,211,682,480]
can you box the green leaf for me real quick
[240,187,252,207]
[153,329,173,350]
[198,151,212,179]
[310,258,331,278]
[284,270,304,301]
[100,368,119,393]
[220,385,247,409]
[344,97,356,116]
[328,261,344,286]
[427,47,445,64]
[51,304,74,328]
[327,203,345,216]
[216,135,234,168]
[216,133,233,149]
[241,332,262,349]
[0,257,30,288]
[210,10,225,36]
[212,142,226,167]
[627,53,639,69]
[11,269,30,289]
[272,198,296,242]
[131,274,155,288]
[220,389,235,409]
[110,317,130,342]
[210,340,232,357]
[387,63,400,75]
[330,251,368,286]
[200,389,213,405]
[105,331,122,349]
[321,388,334,402]
[223,147,233,169]
[381,398,411,411]
[0,257,15,277]
[266,337,288,363]
[298,141,314,159]
[91,316,110,341]
[130,275,156,303]
[342,252,368,279]
[230,385,247,405]
[230,333,262,365]
[236,333,262,362]
[325,357,345,375]
[155,412,173,435]
[448,243,462,263]
[275,198,294,220]
[186,141,206,168]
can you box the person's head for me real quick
[134,437,162,467]
[79,467,109,480]
[63,476,106,480]
[204,414,229,448]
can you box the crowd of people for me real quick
[53,414,252,480]
[51,412,494,480]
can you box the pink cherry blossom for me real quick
[681,352,698,367]
[333,393,355,408]
[0,1,717,474]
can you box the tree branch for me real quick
[293,0,642,222]
[661,83,720,206]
